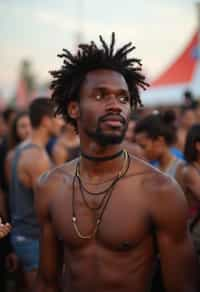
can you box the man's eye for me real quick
[95,95,102,101]
[119,96,129,103]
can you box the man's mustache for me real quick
[99,114,127,125]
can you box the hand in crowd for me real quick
[0,217,11,239]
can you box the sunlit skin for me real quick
[34,70,199,292]
[0,217,11,239]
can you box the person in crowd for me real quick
[5,111,32,184]
[33,33,199,292]
[181,124,200,218]
[176,106,196,152]
[46,115,65,158]
[52,122,80,165]
[135,112,184,182]
[180,124,200,257]
[9,98,55,290]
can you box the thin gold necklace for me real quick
[72,150,130,239]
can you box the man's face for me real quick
[77,69,131,146]
[135,132,161,161]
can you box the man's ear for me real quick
[67,101,80,119]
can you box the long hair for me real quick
[8,111,29,150]
[184,124,200,163]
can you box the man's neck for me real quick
[30,128,50,148]
[79,141,124,183]
[159,149,175,171]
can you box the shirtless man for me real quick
[34,34,199,292]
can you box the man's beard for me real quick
[85,115,128,147]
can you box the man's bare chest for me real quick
[50,180,152,251]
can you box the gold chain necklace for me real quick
[71,150,130,239]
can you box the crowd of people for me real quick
[0,33,199,292]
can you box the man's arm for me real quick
[33,173,62,292]
[27,149,52,188]
[151,175,199,292]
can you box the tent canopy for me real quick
[142,31,200,106]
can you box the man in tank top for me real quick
[9,98,58,290]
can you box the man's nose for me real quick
[105,95,122,113]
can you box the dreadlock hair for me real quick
[50,33,149,131]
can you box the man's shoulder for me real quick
[128,154,162,180]
[129,155,182,197]
[18,141,46,161]
[37,158,78,190]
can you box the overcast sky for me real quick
[0,0,198,98]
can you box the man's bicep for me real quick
[153,179,199,291]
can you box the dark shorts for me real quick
[11,235,39,272]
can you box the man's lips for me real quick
[102,116,125,127]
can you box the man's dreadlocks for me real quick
[50,32,149,130]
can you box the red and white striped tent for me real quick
[142,31,200,106]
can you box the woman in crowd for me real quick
[181,124,200,218]
[5,111,32,183]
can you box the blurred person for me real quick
[0,217,11,239]
[5,111,32,184]
[46,115,65,158]
[176,107,196,151]
[125,118,136,142]
[0,107,17,193]
[8,111,32,150]
[2,107,17,132]
[123,116,145,160]
[0,113,7,143]
[181,124,200,217]
[180,124,200,257]
[135,113,184,182]
[9,98,54,290]
[195,102,200,123]
[0,185,17,292]
[183,90,198,109]
[52,123,80,165]
[33,34,199,292]
[162,109,184,160]
[0,109,21,290]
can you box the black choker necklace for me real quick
[81,149,124,162]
